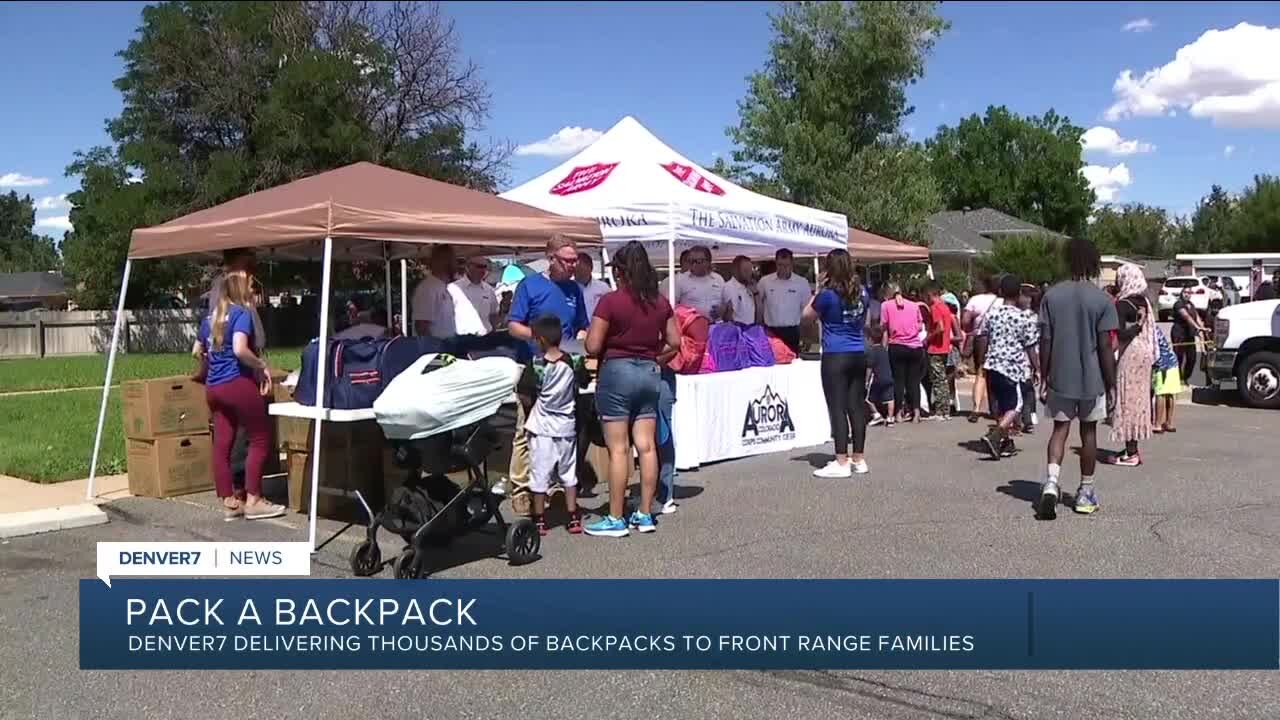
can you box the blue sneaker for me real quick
[584,515,629,538]
[628,511,657,533]
[1074,484,1100,514]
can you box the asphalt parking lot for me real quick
[2,398,1277,720]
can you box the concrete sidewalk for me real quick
[0,473,128,539]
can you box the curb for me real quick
[0,503,109,539]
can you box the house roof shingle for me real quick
[927,208,1065,255]
[0,272,68,299]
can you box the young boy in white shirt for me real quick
[517,314,590,536]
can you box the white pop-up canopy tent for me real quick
[500,116,848,286]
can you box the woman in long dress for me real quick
[1110,263,1155,467]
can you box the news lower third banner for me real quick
[80,579,1278,670]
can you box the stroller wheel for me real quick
[349,541,382,577]
[506,518,540,566]
[464,486,496,530]
[393,548,420,579]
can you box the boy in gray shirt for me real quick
[1036,238,1118,519]
[517,315,590,536]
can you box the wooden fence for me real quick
[0,307,319,357]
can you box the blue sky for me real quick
[3,1,1278,239]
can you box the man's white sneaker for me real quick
[660,499,678,515]
[813,460,853,479]
[851,459,870,474]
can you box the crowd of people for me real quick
[190,230,1205,535]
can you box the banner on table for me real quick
[80,579,1279,670]
[677,362,830,469]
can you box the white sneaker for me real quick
[660,499,678,515]
[813,460,852,478]
[851,459,870,474]
[491,477,510,496]
[1030,412,1039,427]
[868,415,886,427]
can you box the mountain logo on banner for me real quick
[741,384,795,446]
[661,162,726,196]
[549,163,619,196]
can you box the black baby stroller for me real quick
[349,350,540,579]
[348,420,540,578]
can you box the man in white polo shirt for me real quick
[574,253,612,318]
[450,256,498,335]
[411,245,456,338]
[757,248,812,352]
[721,255,758,324]
[662,244,724,320]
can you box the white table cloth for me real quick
[671,360,830,470]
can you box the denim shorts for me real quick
[595,357,661,422]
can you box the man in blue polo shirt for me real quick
[499,235,590,507]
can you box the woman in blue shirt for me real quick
[802,249,875,478]
[193,271,284,521]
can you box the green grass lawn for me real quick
[0,348,302,393]
[0,348,301,482]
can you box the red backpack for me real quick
[666,305,709,374]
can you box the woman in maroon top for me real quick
[584,241,681,537]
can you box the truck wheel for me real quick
[1238,352,1280,409]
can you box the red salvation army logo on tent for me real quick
[661,162,725,196]
[549,163,619,196]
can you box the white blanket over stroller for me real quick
[373,353,522,441]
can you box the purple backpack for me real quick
[740,324,776,369]
[699,322,745,374]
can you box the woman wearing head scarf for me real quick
[1110,264,1156,466]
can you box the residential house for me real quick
[926,208,1066,277]
[0,271,68,311]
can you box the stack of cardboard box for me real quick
[123,376,214,498]
[279,418,385,521]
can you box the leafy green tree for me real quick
[1225,175,1280,254]
[1177,184,1236,255]
[1086,203,1175,258]
[723,1,948,243]
[926,106,1095,237]
[65,1,505,308]
[977,234,1066,285]
[0,191,61,273]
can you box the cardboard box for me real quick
[285,420,385,519]
[123,376,211,439]
[269,369,294,404]
[127,434,214,498]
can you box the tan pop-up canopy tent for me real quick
[89,162,603,550]
[848,228,929,264]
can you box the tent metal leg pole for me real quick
[667,237,676,303]
[600,246,611,283]
[400,259,409,335]
[308,237,335,553]
[87,259,132,501]
[813,255,823,354]
[383,243,392,322]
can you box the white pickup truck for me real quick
[1208,299,1280,409]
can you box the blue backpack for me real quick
[295,335,445,409]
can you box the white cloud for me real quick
[514,126,604,157]
[0,172,50,188]
[1103,22,1280,127]
[34,194,69,211]
[1123,18,1155,33]
[1224,144,1236,157]
[35,215,73,233]
[1080,126,1155,156]
[1081,163,1132,204]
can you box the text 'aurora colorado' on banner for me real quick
[79,579,1279,671]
